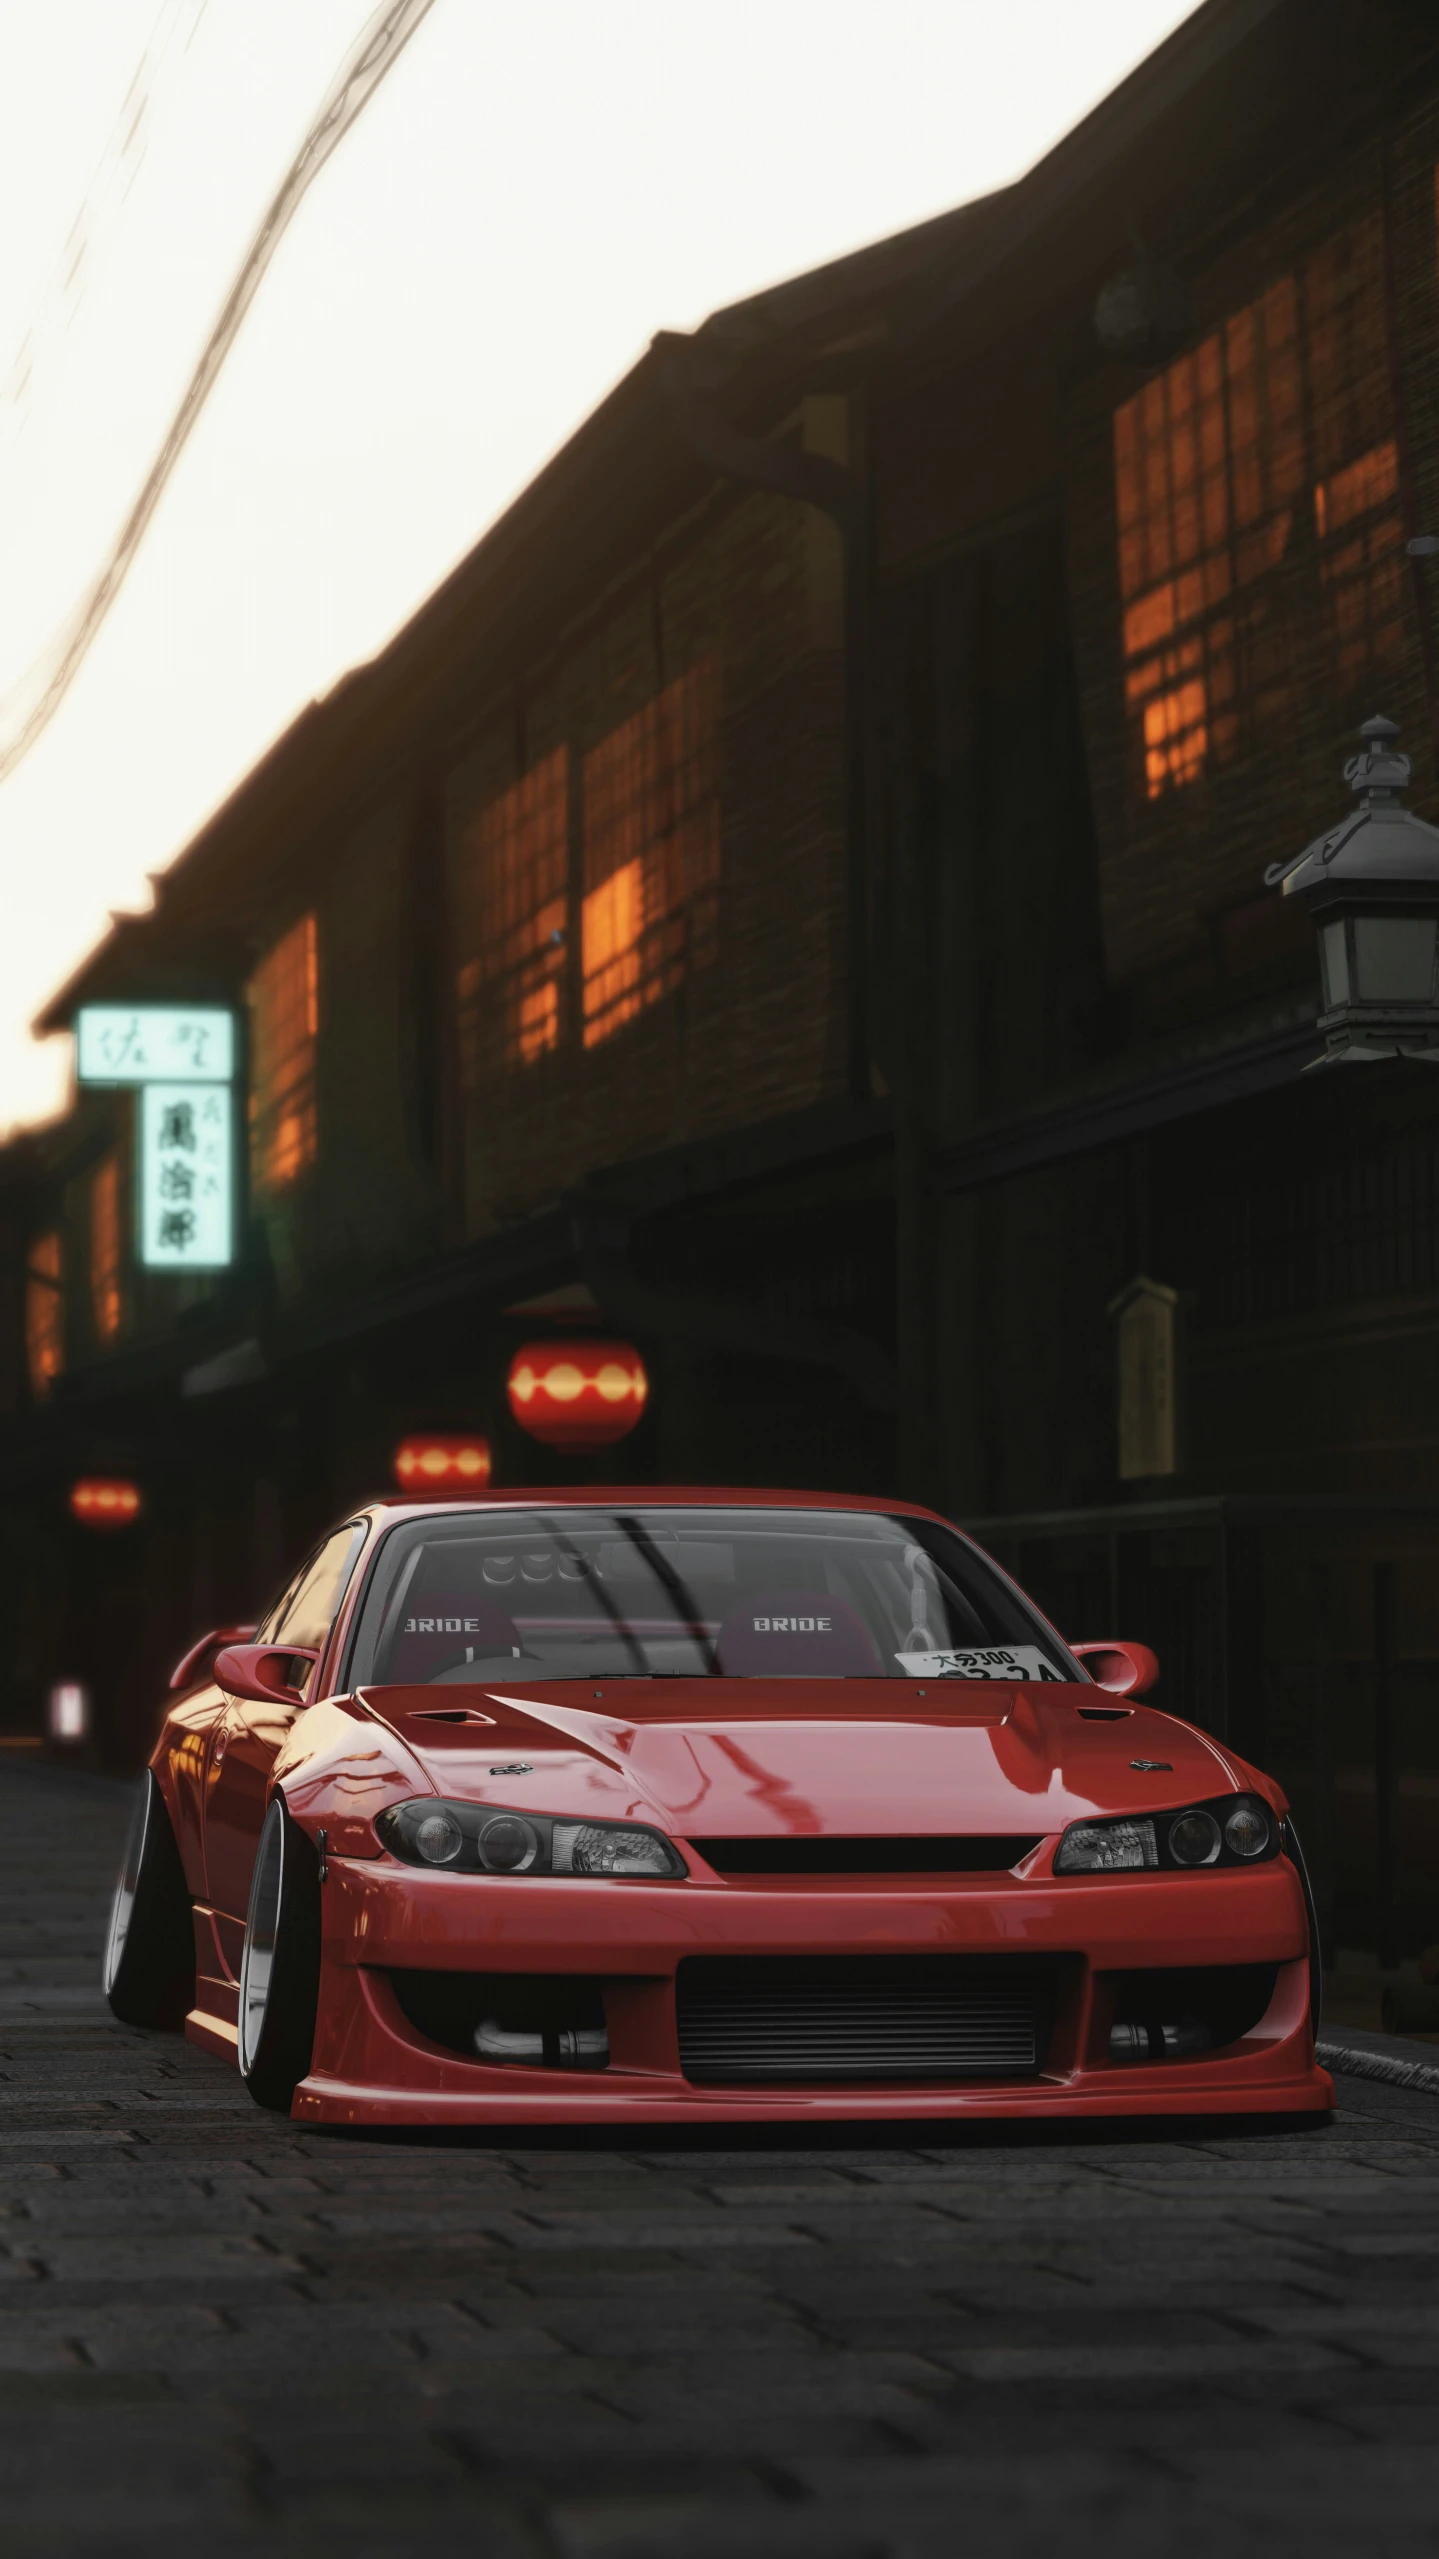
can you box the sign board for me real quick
[1109,1275,1182,1480]
[76,1006,234,1086]
[138,1084,233,1270]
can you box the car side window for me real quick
[269,1524,368,1656]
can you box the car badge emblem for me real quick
[1130,1758,1172,1771]
[489,1762,533,1775]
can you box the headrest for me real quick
[383,1595,521,1679]
[713,1590,883,1678]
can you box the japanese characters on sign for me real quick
[74,1004,238,1273]
[75,1006,234,1086]
[139,1085,233,1270]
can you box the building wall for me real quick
[1067,89,1439,1023]
[446,465,847,1237]
[257,800,447,1300]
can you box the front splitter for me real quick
[291,2057,1334,2128]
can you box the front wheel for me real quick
[238,1796,321,2112]
[103,1770,194,2028]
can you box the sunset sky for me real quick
[0,0,1200,1130]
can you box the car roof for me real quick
[363,1487,958,1530]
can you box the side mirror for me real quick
[169,1624,258,1693]
[212,1643,321,1707]
[1071,1639,1159,1698]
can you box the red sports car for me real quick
[104,1489,1333,2125]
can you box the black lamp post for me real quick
[1268,715,1439,1064]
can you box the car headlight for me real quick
[1055,1793,1277,1874]
[1054,1818,1158,1873]
[377,1799,687,1880]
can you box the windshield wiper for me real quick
[613,1515,721,1673]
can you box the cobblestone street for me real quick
[3,1760,1439,2557]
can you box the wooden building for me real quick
[5,0,1439,1955]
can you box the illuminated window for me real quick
[248,914,318,1197]
[25,1232,63,1400]
[89,1156,122,1342]
[1114,280,1300,798]
[1114,217,1401,802]
[1313,441,1398,538]
[581,659,721,1049]
[456,747,569,1088]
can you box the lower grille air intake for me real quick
[692,1836,1040,1876]
[676,1954,1052,2084]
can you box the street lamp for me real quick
[1267,715,1439,1064]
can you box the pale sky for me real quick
[0,0,1200,1132]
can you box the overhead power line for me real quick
[1,0,211,455]
[0,0,440,789]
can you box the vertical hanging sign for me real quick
[139,1085,233,1269]
[74,1006,237,1273]
[1108,1275,1183,1481]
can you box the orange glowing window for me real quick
[89,1155,122,1342]
[1112,280,1303,801]
[1314,440,1398,538]
[25,1231,63,1400]
[1143,678,1209,799]
[581,659,720,1049]
[456,747,569,1087]
[247,914,318,1198]
[1113,221,1401,798]
[1114,280,1300,614]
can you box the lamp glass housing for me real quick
[1317,910,1439,1024]
[1351,914,1437,1003]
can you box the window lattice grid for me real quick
[580,659,721,1049]
[1305,213,1391,482]
[1321,510,1405,688]
[89,1156,122,1343]
[25,1231,63,1400]
[1112,215,1402,806]
[1114,278,1303,610]
[247,914,318,1197]
[456,746,570,1085]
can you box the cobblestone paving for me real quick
[4,1762,1439,2557]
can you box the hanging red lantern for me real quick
[507,1339,648,1450]
[70,1478,143,1529]
[393,1435,493,1491]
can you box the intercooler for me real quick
[676,1954,1055,2084]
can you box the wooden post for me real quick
[1309,1559,1336,1971]
[1372,1560,1401,1969]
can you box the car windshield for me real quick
[344,1506,1080,1686]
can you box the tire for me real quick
[238,1795,321,2112]
[103,1770,195,2029]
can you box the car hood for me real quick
[356,1679,1253,1839]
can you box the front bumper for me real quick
[291,1854,1333,2126]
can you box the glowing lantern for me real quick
[507,1338,648,1450]
[393,1434,493,1491]
[48,1682,89,1741]
[70,1479,142,1529]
